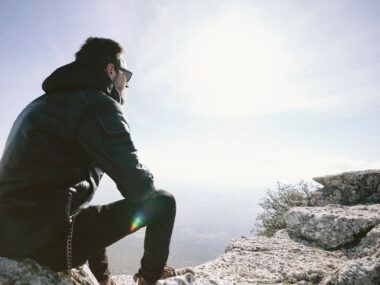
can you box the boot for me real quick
[133,265,195,284]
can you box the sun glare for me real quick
[176,10,311,118]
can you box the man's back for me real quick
[0,89,104,257]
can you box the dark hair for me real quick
[75,37,124,68]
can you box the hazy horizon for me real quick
[90,175,267,274]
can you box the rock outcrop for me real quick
[286,204,380,249]
[0,256,70,284]
[321,254,380,285]
[311,169,380,206]
[193,230,347,284]
[1,169,379,284]
[191,203,380,284]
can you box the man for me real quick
[0,37,192,285]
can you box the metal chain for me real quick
[66,210,81,273]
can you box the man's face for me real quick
[112,56,129,104]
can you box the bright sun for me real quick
[176,10,310,119]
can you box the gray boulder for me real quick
[285,204,380,249]
[193,230,347,284]
[321,225,380,284]
[342,224,380,259]
[69,264,100,285]
[284,201,380,284]
[0,257,70,285]
[321,254,380,285]
[311,169,380,206]
[0,256,104,285]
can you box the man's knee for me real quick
[155,189,176,213]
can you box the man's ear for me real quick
[105,63,115,80]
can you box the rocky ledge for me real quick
[311,169,380,206]
[1,169,379,284]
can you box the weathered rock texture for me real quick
[0,257,110,285]
[193,230,347,284]
[113,272,219,285]
[0,256,70,284]
[69,264,100,285]
[286,204,380,249]
[311,169,380,206]
[321,254,380,285]
[342,224,380,258]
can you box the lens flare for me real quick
[130,216,143,231]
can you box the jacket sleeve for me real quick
[75,99,155,203]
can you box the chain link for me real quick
[66,210,81,273]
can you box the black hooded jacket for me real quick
[0,61,155,257]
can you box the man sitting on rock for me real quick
[0,37,192,285]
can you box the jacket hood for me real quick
[42,61,122,104]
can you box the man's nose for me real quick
[125,82,129,88]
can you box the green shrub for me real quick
[252,180,316,237]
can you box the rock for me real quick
[110,275,135,284]
[285,204,380,249]
[0,256,70,284]
[321,254,380,285]
[192,230,347,284]
[311,169,380,206]
[342,224,380,258]
[69,264,100,285]
[113,272,222,285]
[284,201,380,284]
[0,256,104,285]
[321,225,380,284]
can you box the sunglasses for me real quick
[114,64,133,83]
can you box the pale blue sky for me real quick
[1,0,380,192]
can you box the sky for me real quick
[0,0,380,193]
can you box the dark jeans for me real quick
[28,189,176,283]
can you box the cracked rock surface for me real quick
[193,230,346,284]
[321,253,380,284]
[285,204,380,249]
[0,257,70,284]
[342,224,380,259]
[311,169,380,206]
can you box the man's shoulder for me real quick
[80,89,122,112]
[29,89,123,124]
[75,89,130,136]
